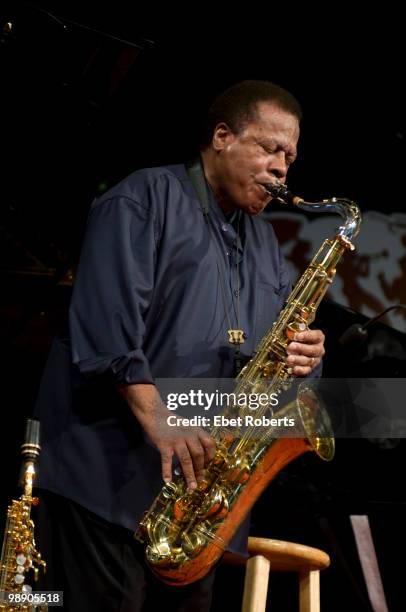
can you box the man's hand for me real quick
[118,384,216,491]
[286,329,325,376]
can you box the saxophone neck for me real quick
[264,183,362,250]
[299,197,361,250]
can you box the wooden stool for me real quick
[225,537,330,612]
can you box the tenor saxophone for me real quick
[135,184,361,585]
[0,420,47,611]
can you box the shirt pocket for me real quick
[254,281,284,345]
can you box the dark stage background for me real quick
[1,3,405,611]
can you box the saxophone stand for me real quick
[0,419,47,611]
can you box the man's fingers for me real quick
[287,328,325,364]
[290,353,321,375]
[175,443,198,490]
[295,329,325,344]
[287,354,321,366]
[160,447,174,484]
[198,431,216,463]
[293,365,312,376]
[185,438,206,481]
[287,342,324,358]
[158,429,216,490]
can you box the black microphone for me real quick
[339,323,368,349]
[339,304,406,349]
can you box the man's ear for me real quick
[212,122,234,152]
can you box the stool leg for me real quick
[299,569,320,612]
[242,554,271,612]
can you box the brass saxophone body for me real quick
[0,421,47,611]
[135,185,361,586]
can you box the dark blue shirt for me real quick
[35,164,292,552]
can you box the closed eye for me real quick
[261,143,276,155]
[258,141,296,164]
[286,155,297,166]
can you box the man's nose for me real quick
[267,151,288,181]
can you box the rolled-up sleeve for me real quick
[69,195,156,385]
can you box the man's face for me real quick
[212,102,300,215]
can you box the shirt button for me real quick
[234,290,239,297]
[221,223,228,232]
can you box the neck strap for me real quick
[186,156,246,367]
[186,157,210,217]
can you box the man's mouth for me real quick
[256,182,273,196]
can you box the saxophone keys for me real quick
[16,554,26,566]
[198,486,228,519]
[181,531,205,557]
[225,456,251,484]
[260,365,271,377]
[173,494,193,521]
[286,322,307,341]
[14,573,25,585]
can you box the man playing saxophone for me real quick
[34,80,325,611]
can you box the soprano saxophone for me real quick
[0,420,47,611]
[135,184,361,585]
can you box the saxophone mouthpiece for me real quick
[263,182,304,206]
[19,420,41,491]
[21,419,41,461]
